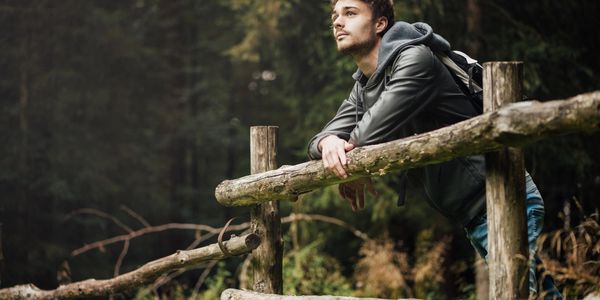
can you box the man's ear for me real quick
[375,17,388,34]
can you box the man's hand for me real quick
[339,177,377,212]
[319,135,355,178]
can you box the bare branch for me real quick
[71,213,369,256]
[282,213,369,241]
[68,208,133,233]
[193,260,219,292]
[71,222,248,256]
[0,234,261,300]
[120,206,151,228]
[113,239,130,277]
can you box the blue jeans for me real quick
[465,173,563,299]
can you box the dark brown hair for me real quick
[331,0,395,35]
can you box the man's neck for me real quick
[353,38,381,78]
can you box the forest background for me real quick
[1,0,599,299]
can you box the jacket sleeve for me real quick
[349,45,438,146]
[307,83,363,160]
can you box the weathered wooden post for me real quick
[249,126,283,294]
[483,62,529,299]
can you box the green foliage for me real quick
[193,262,232,300]
[283,238,353,296]
[133,262,231,300]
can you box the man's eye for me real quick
[346,11,356,16]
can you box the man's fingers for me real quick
[339,184,350,201]
[338,179,377,212]
[335,162,347,178]
[337,148,347,166]
[351,188,359,212]
[339,184,357,212]
[323,149,347,178]
[358,185,365,210]
[324,152,339,177]
[344,141,355,151]
[330,153,347,178]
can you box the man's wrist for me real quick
[317,134,331,152]
[318,135,336,152]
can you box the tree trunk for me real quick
[215,91,600,207]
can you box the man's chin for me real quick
[336,39,376,56]
[338,45,366,56]
[337,44,354,55]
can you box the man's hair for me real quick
[331,0,395,35]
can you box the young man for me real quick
[307,0,562,298]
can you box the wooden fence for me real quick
[215,62,600,300]
[1,62,599,300]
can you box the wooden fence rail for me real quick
[215,91,600,207]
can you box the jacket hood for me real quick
[353,22,451,83]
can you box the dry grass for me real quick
[354,239,412,298]
[353,230,451,299]
[537,211,600,298]
[413,235,451,292]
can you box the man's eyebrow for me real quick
[332,5,359,14]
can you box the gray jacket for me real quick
[307,22,485,226]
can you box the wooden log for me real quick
[483,62,529,299]
[215,91,600,207]
[0,234,260,300]
[250,126,283,294]
[220,288,422,300]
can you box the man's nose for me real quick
[333,16,343,28]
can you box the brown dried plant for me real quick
[354,238,412,298]
[537,210,600,298]
[353,231,451,299]
[412,229,451,299]
[413,235,451,294]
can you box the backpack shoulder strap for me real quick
[434,51,483,93]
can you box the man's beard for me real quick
[337,33,378,56]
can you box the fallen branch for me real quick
[220,289,421,300]
[0,234,260,300]
[216,92,600,206]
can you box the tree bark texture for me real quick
[250,126,283,294]
[215,91,600,207]
[220,288,422,300]
[0,234,260,300]
[483,62,529,299]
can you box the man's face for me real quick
[331,0,378,56]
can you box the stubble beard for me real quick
[337,32,378,57]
